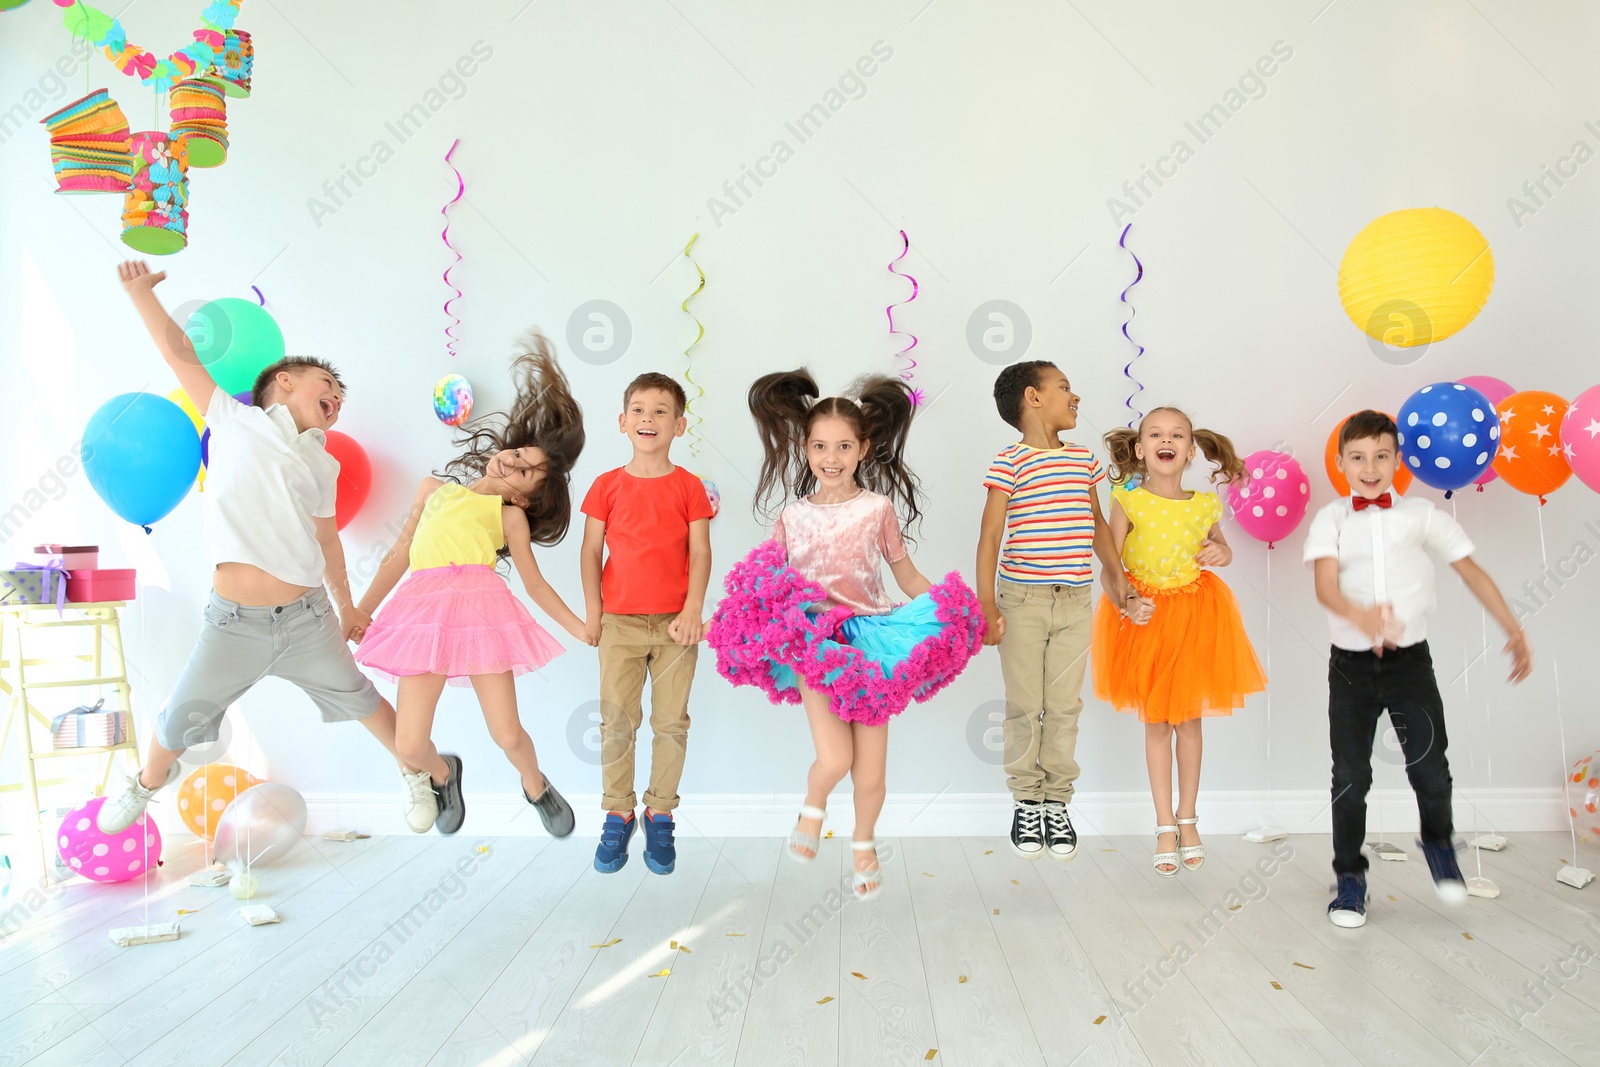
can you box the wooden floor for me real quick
[3,829,1599,1066]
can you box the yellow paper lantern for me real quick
[1338,207,1494,348]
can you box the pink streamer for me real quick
[886,230,920,399]
[441,138,465,358]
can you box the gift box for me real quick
[65,568,136,603]
[0,562,70,609]
[33,544,99,570]
[51,699,129,749]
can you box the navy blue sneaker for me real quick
[1419,839,1468,904]
[642,809,676,875]
[594,811,636,873]
[1328,872,1367,928]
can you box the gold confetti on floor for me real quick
[176,909,198,915]
[1292,962,1314,970]
[1010,879,1019,886]
[817,996,834,1004]
[1387,895,1397,901]
[1102,848,1117,853]
[922,872,934,878]
[851,971,868,980]
[725,933,746,937]
[648,969,671,978]
[669,940,677,949]
[958,975,968,984]
[1462,932,1474,940]
[1228,905,1243,911]
[1093,1015,1107,1025]
[1270,981,1283,990]
[678,944,693,953]
[993,908,1000,915]
[589,938,622,949]
[984,850,993,855]
[825,831,834,838]
[924,1050,938,1061]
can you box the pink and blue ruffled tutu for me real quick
[707,542,985,725]
[356,564,563,687]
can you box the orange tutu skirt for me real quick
[1093,570,1265,724]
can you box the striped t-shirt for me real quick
[983,442,1105,585]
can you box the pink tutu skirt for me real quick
[355,564,563,687]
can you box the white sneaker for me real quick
[97,763,181,834]
[401,768,439,833]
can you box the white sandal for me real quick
[852,840,883,901]
[1153,825,1180,877]
[1176,817,1205,871]
[788,804,826,864]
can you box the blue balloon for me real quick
[1397,382,1501,493]
[83,393,202,528]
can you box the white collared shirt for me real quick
[204,389,339,588]
[1302,494,1474,651]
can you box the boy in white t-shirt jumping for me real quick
[1303,410,1531,929]
[97,261,465,836]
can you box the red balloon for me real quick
[323,430,372,530]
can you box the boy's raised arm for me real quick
[118,260,217,411]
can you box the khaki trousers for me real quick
[996,579,1093,803]
[598,612,697,812]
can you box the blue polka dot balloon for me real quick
[1396,382,1501,493]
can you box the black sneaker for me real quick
[1419,839,1468,904]
[432,754,465,835]
[1328,872,1367,928]
[1043,801,1077,861]
[524,776,575,838]
[1010,800,1044,859]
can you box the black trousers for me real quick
[1328,641,1454,875]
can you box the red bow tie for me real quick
[1352,493,1392,511]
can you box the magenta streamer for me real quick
[1118,223,1146,428]
[441,138,465,358]
[886,230,920,399]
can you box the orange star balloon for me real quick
[1492,390,1571,501]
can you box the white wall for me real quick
[3,1,1597,838]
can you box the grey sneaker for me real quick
[97,762,181,834]
[401,767,439,833]
[524,776,575,838]
[432,754,466,835]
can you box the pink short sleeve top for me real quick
[772,490,908,616]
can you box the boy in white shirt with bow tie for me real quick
[1304,410,1531,929]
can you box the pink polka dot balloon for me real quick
[1226,450,1310,547]
[57,796,162,883]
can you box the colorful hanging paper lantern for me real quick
[207,28,252,97]
[1338,208,1495,348]
[120,131,189,255]
[169,76,228,167]
[39,88,132,194]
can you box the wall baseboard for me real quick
[300,787,1572,838]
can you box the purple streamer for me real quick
[251,285,264,306]
[886,230,920,396]
[1118,223,1146,428]
[441,138,465,358]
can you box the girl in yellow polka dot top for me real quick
[1092,407,1265,877]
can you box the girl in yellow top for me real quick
[1092,407,1265,876]
[356,332,593,838]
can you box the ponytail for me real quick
[852,375,923,535]
[1192,427,1245,485]
[747,369,819,521]
[1103,426,1142,484]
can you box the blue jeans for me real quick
[1327,641,1453,875]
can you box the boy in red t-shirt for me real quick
[580,373,714,874]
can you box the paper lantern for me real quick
[1339,208,1494,348]
[1493,390,1571,500]
[207,29,253,97]
[39,88,132,194]
[120,130,189,255]
[169,76,228,168]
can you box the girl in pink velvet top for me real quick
[707,370,985,901]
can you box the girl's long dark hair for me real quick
[435,329,585,550]
[747,368,923,538]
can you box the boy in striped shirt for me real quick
[977,361,1132,860]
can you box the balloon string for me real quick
[440,139,465,358]
[1537,500,1579,861]
[886,230,919,396]
[1264,548,1273,826]
[680,233,706,458]
[1118,223,1146,429]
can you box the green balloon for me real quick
[185,298,285,395]
[2,0,36,11]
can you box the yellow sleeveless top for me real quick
[1113,486,1225,590]
[409,482,505,571]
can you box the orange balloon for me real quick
[1324,412,1414,497]
[177,763,263,840]
[1493,390,1571,499]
